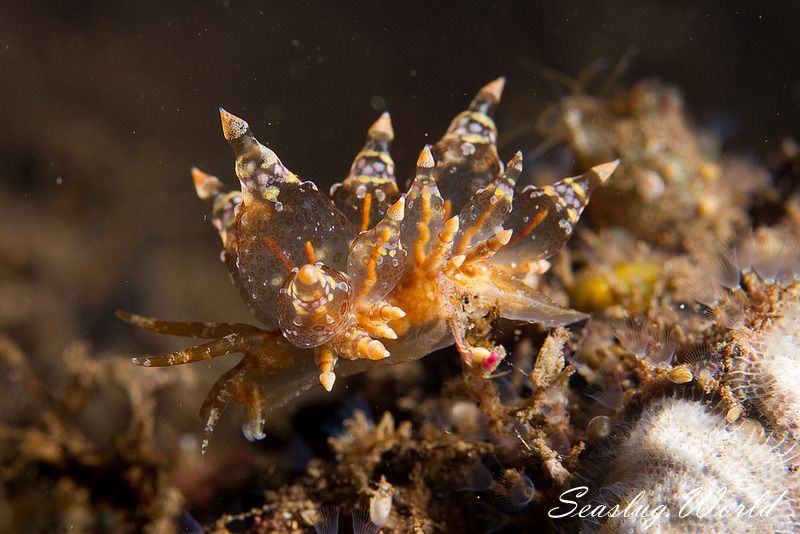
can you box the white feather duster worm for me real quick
[580,397,798,533]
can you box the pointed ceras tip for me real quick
[445,215,460,232]
[506,151,524,179]
[496,229,513,246]
[417,145,435,169]
[383,327,398,340]
[368,111,394,141]
[191,167,221,200]
[320,371,336,392]
[593,159,621,183]
[367,340,390,360]
[386,196,405,221]
[384,306,406,321]
[481,76,506,102]
[190,166,205,182]
[219,107,249,141]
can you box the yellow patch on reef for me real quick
[698,160,721,182]
[571,261,662,312]
[571,275,613,311]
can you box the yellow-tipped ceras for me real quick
[120,79,619,450]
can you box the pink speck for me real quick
[481,349,502,371]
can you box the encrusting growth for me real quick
[730,284,800,444]
[580,397,798,533]
[119,78,619,450]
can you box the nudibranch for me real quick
[119,78,619,451]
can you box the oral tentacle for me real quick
[116,310,259,339]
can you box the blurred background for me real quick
[0,0,798,529]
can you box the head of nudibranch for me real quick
[121,78,619,450]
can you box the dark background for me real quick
[1,0,800,395]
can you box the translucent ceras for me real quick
[119,78,619,451]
